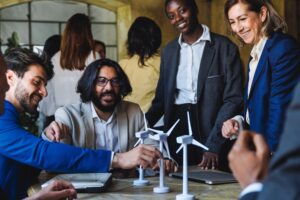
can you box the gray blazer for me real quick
[147,32,243,154]
[55,101,146,152]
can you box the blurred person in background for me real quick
[119,16,161,112]
[94,40,106,59]
[39,13,99,124]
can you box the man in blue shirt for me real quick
[0,48,161,199]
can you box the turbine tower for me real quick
[133,113,151,186]
[148,119,180,193]
[176,112,209,200]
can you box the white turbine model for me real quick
[148,119,180,193]
[176,112,209,200]
[133,113,151,186]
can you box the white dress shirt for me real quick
[175,24,211,104]
[91,103,119,153]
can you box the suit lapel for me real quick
[244,57,252,115]
[248,37,272,98]
[115,103,128,153]
[168,42,180,95]
[197,40,215,98]
[248,50,268,98]
[82,103,96,149]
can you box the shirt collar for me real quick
[250,36,268,61]
[178,24,211,46]
[90,102,115,123]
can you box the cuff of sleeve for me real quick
[110,151,114,170]
[232,115,244,124]
[240,182,263,198]
[230,115,245,140]
[41,131,52,142]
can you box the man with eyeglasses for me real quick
[0,49,163,199]
[43,58,177,173]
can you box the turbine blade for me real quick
[176,144,184,154]
[192,139,209,151]
[134,139,141,147]
[166,119,180,136]
[148,128,163,135]
[187,112,192,136]
[163,141,171,159]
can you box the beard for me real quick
[15,82,41,114]
[91,90,121,113]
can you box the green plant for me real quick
[5,31,20,53]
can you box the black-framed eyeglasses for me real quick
[96,77,121,87]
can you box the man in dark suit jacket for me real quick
[146,0,243,169]
[229,82,300,200]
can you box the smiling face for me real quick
[92,65,121,113]
[165,0,198,35]
[13,64,47,113]
[228,2,267,44]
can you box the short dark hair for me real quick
[94,40,106,54]
[77,58,132,102]
[165,0,198,17]
[4,47,54,80]
[42,34,61,67]
[126,16,161,66]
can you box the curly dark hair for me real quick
[77,58,132,102]
[126,16,161,67]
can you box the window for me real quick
[0,1,117,60]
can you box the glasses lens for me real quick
[96,77,120,87]
[111,78,120,86]
[96,77,107,86]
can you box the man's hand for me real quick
[112,144,162,169]
[44,121,69,142]
[228,131,270,188]
[25,180,77,200]
[222,119,239,138]
[152,158,179,174]
[198,152,219,170]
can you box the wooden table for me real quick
[28,167,241,200]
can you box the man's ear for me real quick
[6,69,17,87]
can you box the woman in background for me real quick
[222,0,300,152]
[119,16,161,112]
[39,13,98,119]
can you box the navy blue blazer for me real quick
[240,81,300,200]
[0,101,111,200]
[245,31,300,151]
[147,32,243,154]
